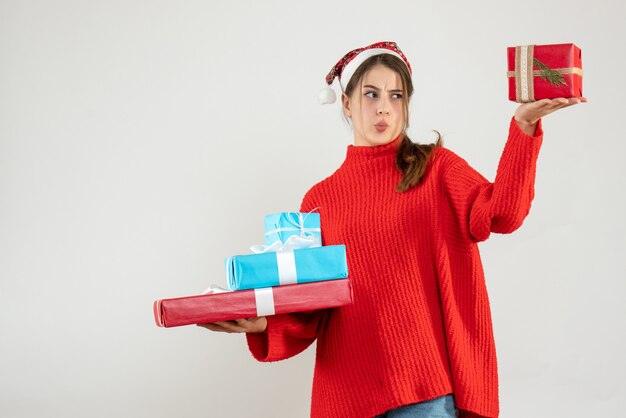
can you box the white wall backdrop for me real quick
[1,1,624,417]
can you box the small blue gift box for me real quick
[264,212,321,247]
[225,245,348,291]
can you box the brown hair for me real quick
[344,54,442,192]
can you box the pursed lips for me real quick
[375,121,388,132]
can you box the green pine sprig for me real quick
[533,58,568,87]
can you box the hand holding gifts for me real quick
[153,211,352,328]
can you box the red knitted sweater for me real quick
[247,117,543,418]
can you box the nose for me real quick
[377,97,390,115]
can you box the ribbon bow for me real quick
[250,210,321,253]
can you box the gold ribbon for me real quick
[507,68,584,78]
[508,45,583,102]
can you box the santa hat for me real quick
[318,41,412,105]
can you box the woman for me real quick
[199,41,586,418]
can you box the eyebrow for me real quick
[362,84,403,93]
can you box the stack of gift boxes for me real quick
[154,212,352,328]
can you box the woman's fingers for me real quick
[196,321,246,333]
[515,96,586,124]
[213,320,249,333]
[235,317,268,332]
[235,318,252,327]
[558,97,587,108]
[197,323,226,332]
[196,317,268,333]
[541,98,582,115]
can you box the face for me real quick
[342,64,407,147]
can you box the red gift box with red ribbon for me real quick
[507,43,583,102]
[154,279,353,328]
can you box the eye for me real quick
[364,91,378,99]
[391,93,403,100]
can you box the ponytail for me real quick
[395,133,442,192]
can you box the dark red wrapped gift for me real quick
[507,43,583,102]
[154,279,353,328]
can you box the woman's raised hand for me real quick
[514,97,588,135]
[197,317,268,333]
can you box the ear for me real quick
[341,93,351,118]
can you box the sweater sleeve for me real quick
[440,117,544,243]
[245,186,328,362]
[246,310,328,362]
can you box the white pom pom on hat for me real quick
[318,84,337,104]
[318,41,412,105]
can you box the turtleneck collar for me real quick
[343,134,403,165]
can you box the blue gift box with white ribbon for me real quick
[264,212,321,247]
[225,245,348,291]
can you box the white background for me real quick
[1,1,624,417]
